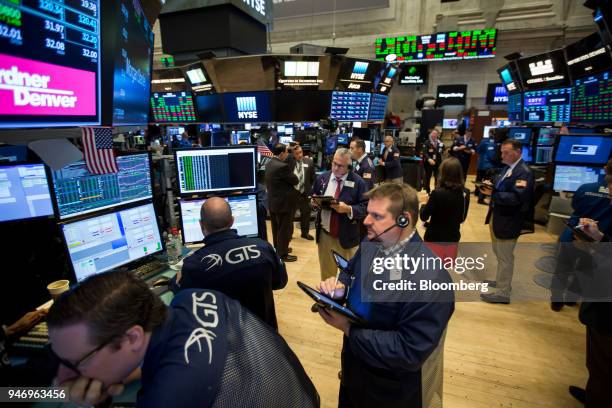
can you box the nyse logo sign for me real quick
[243,0,266,17]
[350,61,369,80]
[236,96,258,119]
[529,59,554,76]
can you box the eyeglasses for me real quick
[48,335,117,376]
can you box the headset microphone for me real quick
[368,214,410,242]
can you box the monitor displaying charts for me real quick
[175,146,257,195]
[62,202,163,281]
[523,88,572,123]
[179,194,259,244]
[553,165,607,192]
[51,153,153,219]
[534,146,554,164]
[571,70,612,123]
[0,163,54,222]
[330,92,371,121]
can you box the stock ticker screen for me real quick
[51,153,153,219]
[0,0,101,127]
[330,91,371,121]
[368,93,388,121]
[150,91,197,122]
[571,71,612,123]
[375,29,497,62]
[507,93,523,121]
[523,88,572,123]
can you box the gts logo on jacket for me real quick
[200,245,262,270]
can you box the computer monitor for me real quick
[61,202,163,282]
[534,146,554,164]
[536,128,559,146]
[211,131,231,146]
[508,127,533,144]
[277,125,286,134]
[285,126,294,135]
[51,153,153,220]
[523,88,572,123]
[555,135,612,164]
[337,134,349,145]
[443,119,458,129]
[325,136,338,155]
[0,163,54,222]
[179,194,260,244]
[280,136,293,144]
[231,131,251,145]
[553,165,607,192]
[521,145,533,163]
[175,146,257,195]
[483,126,497,139]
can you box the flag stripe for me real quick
[81,127,118,174]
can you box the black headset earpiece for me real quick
[396,214,409,228]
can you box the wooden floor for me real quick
[271,178,587,408]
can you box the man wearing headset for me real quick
[317,183,455,408]
[311,148,369,281]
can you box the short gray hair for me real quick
[334,147,351,160]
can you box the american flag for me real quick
[81,127,118,174]
[257,140,273,158]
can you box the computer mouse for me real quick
[152,277,170,287]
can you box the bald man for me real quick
[172,197,288,329]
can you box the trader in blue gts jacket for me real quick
[317,183,454,408]
[48,272,319,408]
[172,197,287,330]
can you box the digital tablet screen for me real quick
[297,281,365,324]
[332,251,349,270]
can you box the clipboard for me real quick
[297,281,365,325]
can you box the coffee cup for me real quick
[47,280,70,299]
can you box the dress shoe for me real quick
[550,302,564,312]
[483,280,497,288]
[301,234,314,240]
[282,254,297,262]
[480,293,510,304]
[568,385,586,403]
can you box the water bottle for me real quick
[166,228,177,264]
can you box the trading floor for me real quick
[274,176,585,408]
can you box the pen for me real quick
[330,269,340,299]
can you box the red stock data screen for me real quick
[375,29,497,62]
[150,91,196,123]
[571,71,612,123]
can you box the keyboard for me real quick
[132,260,168,281]
[12,322,49,353]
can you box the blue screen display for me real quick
[330,92,370,121]
[487,83,508,104]
[325,136,338,155]
[0,164,54,222]
[507,93,522,121]
[196,94,224,122]
[508,127,532,144]
[368,93,388,121]
[523,88,572,123]
[555,135,612,164]
[337,134,349,145]
[223,92,272,123]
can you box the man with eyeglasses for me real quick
[47,271,319,407]
[311,148,368,280]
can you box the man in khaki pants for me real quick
[311,148,369,280]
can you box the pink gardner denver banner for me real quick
[0,53,96,116]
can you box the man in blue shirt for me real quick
[47,272,319,408]
[317,183,454,408]
[475,130,499,204]
[172,197,287,330]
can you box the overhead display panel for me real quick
[335,58,384,92]
[275,56,326,90]
[274,0,388,18]
[523,88,572,123]
[564,32,612,80]
[486,83,508,105]
[375,29,497,63]
[368,93,388,121]
[330,91,370,121]
[107,0,154,125]
[183,62,216,94]
[497,61,522,93]
[372,64,397,94]
[516,50,570,91]
[571,70,612,123]
[436,84,467,106]
[150,91,197,122]
[223,91,272,122]
[507,93,523,122]
[0,0,101,128]
[398,64,428,85]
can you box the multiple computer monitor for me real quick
[0,163,54,223]
[179,193,259,244]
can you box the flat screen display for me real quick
[508,127,532,144]
[443,119,458,129]
[109,0,153,125]
[523,88,572,123]
[180,194,259,244]
[151,92,197,122]
[0,1,101,128]
[497,61,522,93]
[0,163,54,222]
[223,92,272,123]
[486,83,508,104]
[536,128,558,145]
[517,50,570,91]
[375,29,497,62]
[275,90,331,121]
[184,62,215,94]
[175,146,257,195]
[368,93,388,121]
[51,153,153,219]
[534,146,554,164]
[555,135,612,164]
[521,145,533,163]
[565,32,612,79]
[62,202,163,281]
[195,94,224,122]
[330,91,370,121]
[507,93,523,121]
[335,58,382,92]
[436,84,467,106]
[553,165,607,192]
[398,64,427,85]
[337,134,349,145]
[571,70,612,123]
